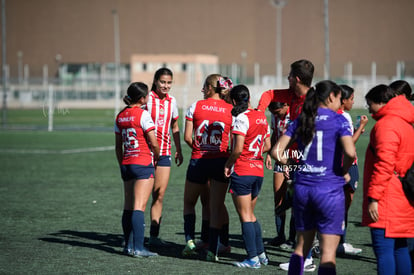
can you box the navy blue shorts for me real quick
[186,158,228,184]
[345,164,359,192]
[120,164,155,181]
[157,155,172,167]
[229,173,263,198]
[293,184,345,235]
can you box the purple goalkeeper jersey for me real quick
[285,107,352,187]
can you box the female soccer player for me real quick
[336,84,368,255]
[265,102,293,246]
[144,68,183,246]
[272,80,356,274]
[181,74,233,261]
[115,82,160,257]
[224,84,271,269]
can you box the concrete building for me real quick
[130,54,219,86]
[2,0,414,80]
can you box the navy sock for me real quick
[288,214,296,242]
[241,222,257,259]
[208,227,220,254]
[220,223,229,247]
[288,253,304,275]
[184,214,196,242]
[318,265,336,275]
[131,210,145,251]
[254,220,265,255]
[275,214,286,239]
[201,219,209,243]
[121,210,133,248]
[150,223,160,238]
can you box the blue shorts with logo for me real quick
[229,173,263,198]
[186,158,228,184]
[120,164,155,181]
[293,183,345,235]
[157,155,172,167]
[345,164,359,192]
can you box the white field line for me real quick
[0,146,114,154]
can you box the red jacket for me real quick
[362,95,414,237]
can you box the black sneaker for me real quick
[265,236,286,246]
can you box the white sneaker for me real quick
[279,257,316,272]
[337,243,362,255]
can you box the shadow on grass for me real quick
[39,230,124,255]
[39,229,236,265]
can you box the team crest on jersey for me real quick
[159,108,165,115]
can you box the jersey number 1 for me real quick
[302,131,323,161]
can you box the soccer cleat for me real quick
[265,236,286,246]
[206,251,219,262]
[337,243,362,255]
[279,257,316,272]
[123,247,134,256]
[234,257,261,269]
[148,236,170,247]
[132,248,158,258]
[311,238,320,258]
[182,240,197,256]
[280,240,295,250]
[258,252,269,266]
[218,242,231,254]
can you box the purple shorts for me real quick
[293,184,345,235]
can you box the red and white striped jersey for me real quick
[115,106,156,165]
[271,109,290,140]
[232,109,270,176]
[143,91,179,156]
[186,98,233,159]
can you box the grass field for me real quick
[0,108,381,274]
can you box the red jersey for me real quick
[186,98,233,159]
[257,89,306,121]
[143,91,179,156]
[271,108,290,140]
[232,109,270,177]
[115,106,156,165]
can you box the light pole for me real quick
[270,0,287,88]
[323,0,330,79]
[2,0,7,128]
[241,50,247,83]
[55,53,62,81]
[17,51,23,84]
[112,9,121,117]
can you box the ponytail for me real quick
[124,82,149,105]
[230,84,250,116]
[294,80,340,145]
[294,87,318,145]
